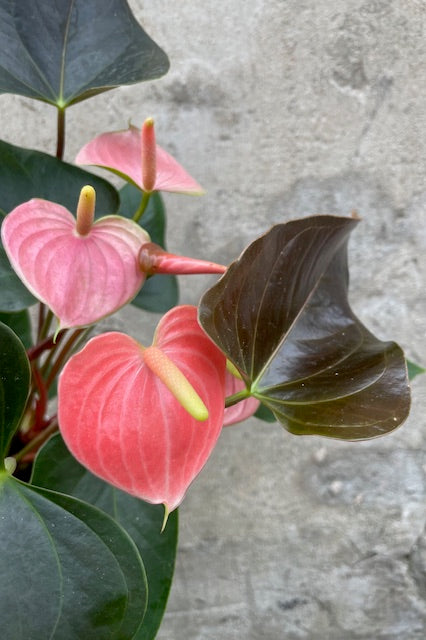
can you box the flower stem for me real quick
[36,303,46,342]
[225,389,250,408]
[27,330,66,361]
[38,309,54,342]
[56,107,66,160]
[45,328,87,390]
[132,191,151,223]
[14,418,58,463]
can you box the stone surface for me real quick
[1,0,426,638]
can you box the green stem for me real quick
[225,389,251,408]
[14,419,58,463]
[38,309,54,342]
[36,303,46,343]
[132,191,151,223]
[56,107,66,160]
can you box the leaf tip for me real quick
[161,503,170,533]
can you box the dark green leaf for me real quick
[117,184,166,242]
[407,359,425,380]
[0,0,169,107]
[0,309,32,348]
[0,242,36,311]
[0,321,30,462]
[0,474,147,639]
[0,140,119,310]
[132,274,179,313]
[199,215,410,440]
[117,183,179,312]
[254,403,277,423]
[0,140,119,214]
[32,433,178,640]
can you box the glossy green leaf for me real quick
[0,0,169,107]
[132,273,179,313]
[0,243,36,310]
[407,359,425,380]
[0,140,119,311]
[0,474,147,639]
[32,433,178,640]
[0,140,119,214]
[254,403,277,423]
[199,215,411,440]
[0,321,30,463]
[0,309,32,348]
[117,185,166,243]
[117,183,179,312]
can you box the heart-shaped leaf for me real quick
[199,215,410,440]
[0,309,32,348]
[118,183,179,312]
[0,474,147,639]
[2,198,149,328]
[32,432,178,640]
[76,123,203,194]
[0,0,169,107]
[0,321,30,463]
[58,305,226,511]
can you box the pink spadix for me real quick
[58,306,226,522]
[139,242,227,275]
[1,186,150,329]
[76,119,204,195]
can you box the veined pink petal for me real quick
[223,373,260,426]
[75,124,204,194]
[1,198,150,328]
[58,306,226,511]
[139,242,227,275]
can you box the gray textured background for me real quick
[2,1,426,638]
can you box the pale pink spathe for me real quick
[76,125,204,194]
[1,198,150,328]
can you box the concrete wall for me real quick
[2,1,426,637]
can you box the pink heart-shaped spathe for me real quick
[1,198,150,328]
[75,124,204,194]
[58,305,227,512]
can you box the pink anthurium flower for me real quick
[1,186,150,329]
[58,305,226,523]
[75,119,204,195]
[139,241,227,275]
[223,370,260,426]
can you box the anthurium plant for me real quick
[0,1,419,638]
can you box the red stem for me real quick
[27,330,66,361]
[31,365,48,431]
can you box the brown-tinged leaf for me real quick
[199,216,410,440]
